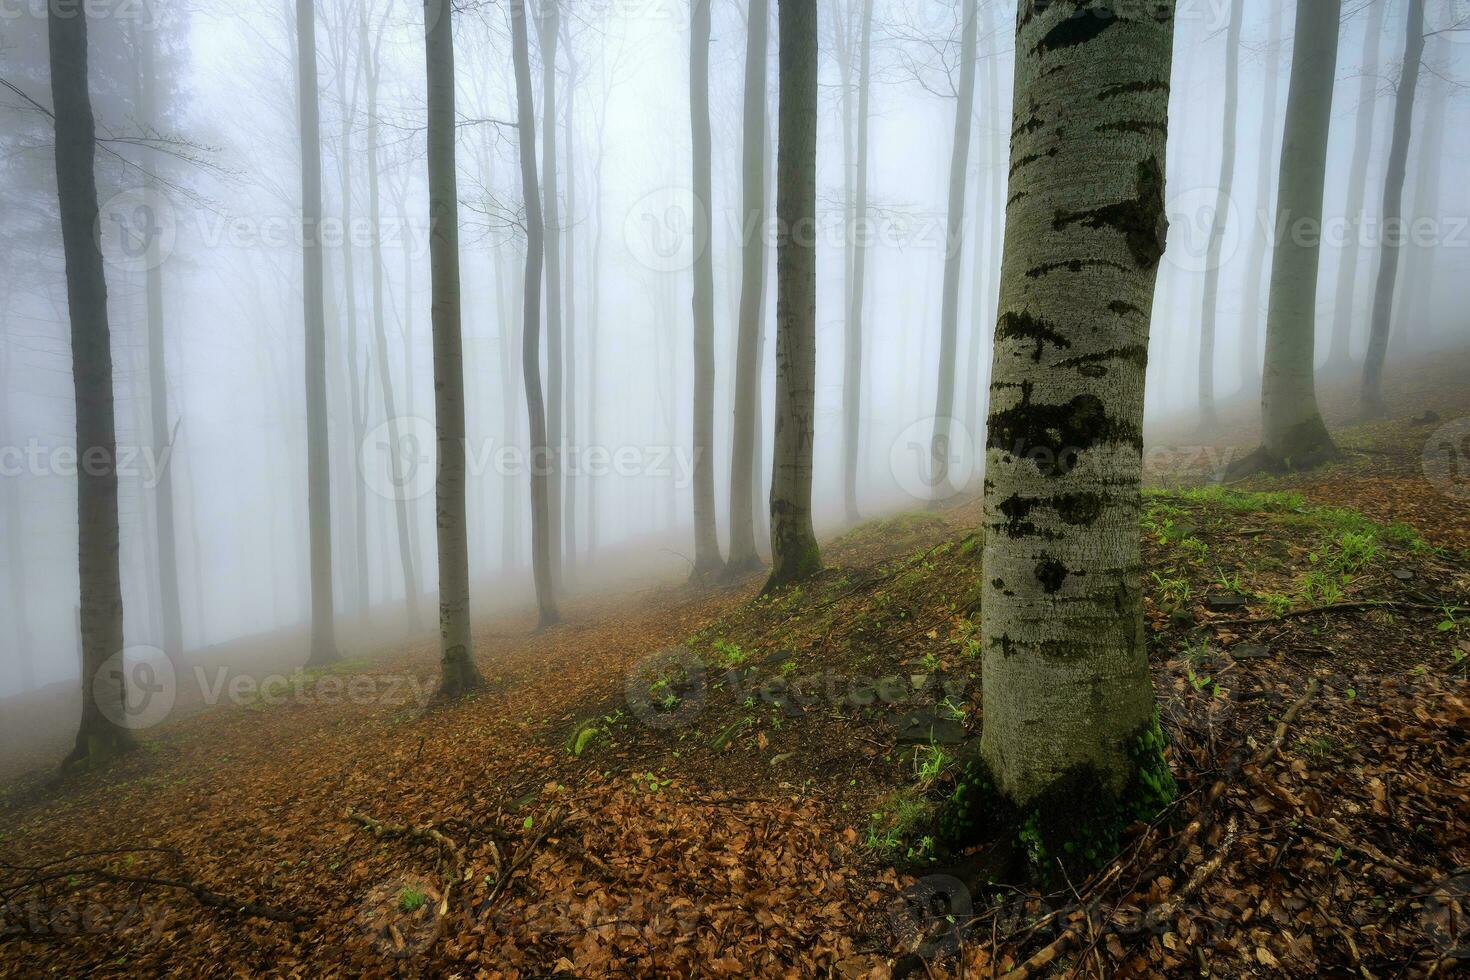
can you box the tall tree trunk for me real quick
[362,10,422,631]
[498,245,522,572]
[299,0,340,665]
[976,0,1176,852]
[423,0,484,698]
[562,22,580,571]
[587,87,609,559]
[842,0,873,523]
[1196,0,1244,430]
[512,0,560,626]
[929,0,978,504]
[689,0,724,580]
[765,0,821,593]
[726,0,770,576]
[1232,0,1344,475]
[1396,61,1445,346]
[1,329,36,694]
[964,0,1001,443]
[1325,0,1389,371]
[1239,1,1286,391]
[538,0,564,592]
[1360,0,1426,417]
[51,3,134,765]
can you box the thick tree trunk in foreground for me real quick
[51,4,134,765]
[842,0,873,523]
[976,0,1175,843]
[298,0,340,666]
[1233,0,1343,475]
[1239,1,1286,390]
[423,0,484,699]
[929,0,978,505]
[726,0,770,576]
[1196,0,1243,430]
[511,0,560,627]
[689,0,724,580]
[1360,0,1426,417]
[1325,0,1388,372]
[764,0,821,593]
[538,0,564,593]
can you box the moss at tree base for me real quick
[939,714,1176,884]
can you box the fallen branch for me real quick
[483,806,567,909]
[1209,601,1441,628]
[347,808,466,917]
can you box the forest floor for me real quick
[1,351,1469,978]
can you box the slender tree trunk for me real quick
[929,0,978,505]
[1,329,36,693]
[538,0,564,592]
[362,12,422,631]
[587,92,609,559]
[1325,0,1389,372]
[562,25,580,571]
[1397,62,1445,346]
[976,0,1176,849]
[765,0,821,593]
[964,0,1000,444]
[842,0,873,523]
[423,0,484,698]
[51,3,134,765]
[512,0,560,626]
[298,0,340,665]
[498,245,522,572]
[689,0,724,580]
[726,0,770,576]
[1240,1,1286,391]
[1360,0,1425,417]
[1232,0,1344,475]
[755,90,775,552]
[1196,0,1244,430]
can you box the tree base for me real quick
[761,545,821,597]
[1225,416,1340,481]
[720,554,763,582]
[689,558,726,587]
[432,653,487,704]
[62,725,137,771]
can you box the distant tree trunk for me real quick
[964,0,1001,443]
[842,0,873,523]
[726,0,770,576]
[1196,0,1243,430]
[537,0,564,592]
[362,9,422,631]
[977,0,1175,843]
[929,0,977,505]
[1360,0,1426,417]
[51,3,134,765]
[498,244,522,571]
[1232,0,1344,476]
[587,85,610,559]
[765,0,821,593]
[562,20,580,571]
[1239,1,1286,391]
[132,20,184,662]
[423,0,484,699]
[1,333,35,693]
[689,0,724,580]
[512,0,560,626]
[1397,62,1445,346]
[1325,0,1388,372]
[298,0,340,666]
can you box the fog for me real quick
[1,0,1467,704]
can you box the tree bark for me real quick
[512,0,560,626]
[1233,0,1344,475]
[51,2,135,765]
[1360,0,1425,417]
[689,0,724,580]
[1325,0,1388,372]
[929,0,978,505]
[299,0,340,666]
[1196,0,1243,431]
[538,0,565,593]
[726,0,770,576]
[842,0,873,523]
[1239,0,1285,391]
[764,0,821,593]
[562,18,580,571]
[979,0,1174,814]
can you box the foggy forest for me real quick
[2,0,1469,974]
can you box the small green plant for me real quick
[914,744,951,786]
[1438,607,1461,633]
[397,886,427,913]
[711,639,748,668]
[1149,571,1191,606]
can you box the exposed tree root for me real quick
[347,808,467,918]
